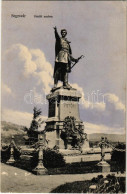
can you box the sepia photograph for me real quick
[1,0,126,193]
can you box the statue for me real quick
[99,137,106,161]
[45,28,87,151]
[53,27,84,90]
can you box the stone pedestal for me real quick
[45,88,84,131]
[6,136,15,164]
[45,87,88,149]
[33,134,47,175]
[6,146,15,164]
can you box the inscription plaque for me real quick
[48,100,55,117]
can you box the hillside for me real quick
[88,133,126,143]
[1,121,126,144]
[1,121,25,136]
[1,121,26,145]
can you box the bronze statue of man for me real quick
[53,27,78,90]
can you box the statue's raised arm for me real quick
[53,26,60,40]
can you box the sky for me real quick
[1,1,126,134]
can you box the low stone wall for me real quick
[64,153,111,163]
[59,148,112,164]
[59,148,112,156]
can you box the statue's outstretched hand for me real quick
[75,58,79,63]
[54,26,57,30]
[75,55,85,63]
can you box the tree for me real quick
[24,107,45,143]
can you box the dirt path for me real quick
[1,163,124,193]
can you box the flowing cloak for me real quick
[53,29,73,82]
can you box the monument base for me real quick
[45,87,89,150]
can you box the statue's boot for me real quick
[51,84,57,91]
[63,73,72,89]
[64,82,72,89]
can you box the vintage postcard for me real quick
[1,0,126,193]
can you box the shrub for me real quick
[43,148,65,168]
[97,175,103,179]
[106,174,115,179]
[91,177,98,183]
[111,143,126,172]
[51,176,125,193]
[30,150,39,169]
[13,146,21,160]
[31,148,66,169]
[1,145,10,162]
[91,175,103,183]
